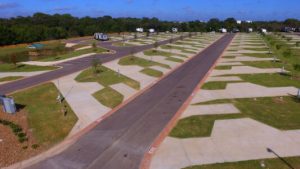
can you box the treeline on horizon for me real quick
[1,12,300,46]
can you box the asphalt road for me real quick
[27,34,234,169]
[0,34,187,94]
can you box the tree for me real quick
[91,57,101,74]
[92,42,97,51]
[10,54,17,67]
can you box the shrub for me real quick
[18,137,28,143]
[32,144,39,149]
[296,41,300,47]
[286,37,292,41]
[283,49,292,58]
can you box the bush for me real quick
[286,37,292,41]
[18,137,28,143]
[31,144,39,149]
[296,42,300,47]
[276,44,282,50]
[283,49,292,58]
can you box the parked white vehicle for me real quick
[172,27,178,33]
[94,33,109,41]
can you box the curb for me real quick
[139,33,236,169]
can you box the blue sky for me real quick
[0,0,299,21]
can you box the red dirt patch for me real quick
[0,108,44,168]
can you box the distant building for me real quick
[248,28,253,32]
[27,43,44,49]
[236,20,242,24]
[136,28,144,32]
[149,28,155,33]
[220,28,227,33]
[94,33,109,41]
[245,20,253,23]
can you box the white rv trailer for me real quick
[94,33,109,41]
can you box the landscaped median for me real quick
[0,83,77,168]
[75,65,140,108]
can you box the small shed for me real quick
[94,33,109,41]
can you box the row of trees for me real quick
[1,12,300,46]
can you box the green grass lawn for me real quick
[242,60,282,68]
[140,68,163,77]
[160,45,197,54]
[0,76,23,82]
[201,81,242,90]
[166,57,184,63]
[184,156,300,169]
[11,83,77,146]
[75,66,140,90]
[0,63,57,72]
[118,56,170,69]
[238,73,300,88]
[243,53,272,58]
[172,96,300,138]
[214,65,232,70]
[170,114,243,138]
[93,87,124,108]
[222,55,235,58]
[40,47,106,61]
[144,50,186,58]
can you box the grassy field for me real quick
[214,65,232,70]
[75,66,140,90]
[160,45,197,54]
[166,57,184,63]
[201,81,242,90]
[0,76,23,82]
[11,83,77,146]
[242,60,282,68]
[0,63,57,72]
[262,34,300,76]
[93,87,124,108]
[184,156,300,169]
[140,68,163,77]
[170,114,243,138]
[144,50,186,58]
[40,47,106,61]
[118,56,170,69]
[172,96,300,138]
[76,66,140,108]
[243,53,272,58]
[238,73,300,88]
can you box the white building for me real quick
[149,28,155,33]
[236,20,242,24]
[220,28,227,33]
[136,28,144,32]
[246,20,253,23]
[248,28,253,32]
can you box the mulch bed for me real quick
[0,107,44,168]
